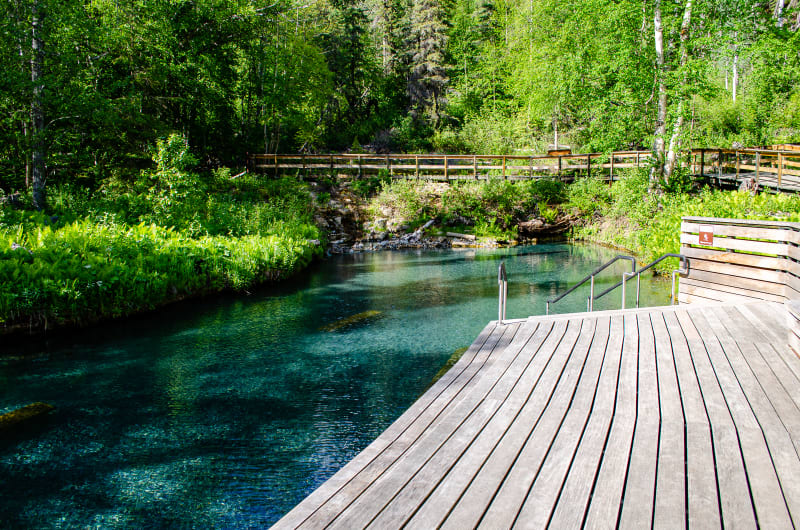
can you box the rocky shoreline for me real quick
[310,180,574,255]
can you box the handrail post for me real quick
[415,155,420,180]
[610,154,615,181]
[778,152,784,191]
[498,262,507,323]
[558,155,562,178]
[589,276,595,312]
[621,272,627,309]
[502,156,507,179]
[444,155,449,181]
[473,156,477,180]
[587,154,591,179]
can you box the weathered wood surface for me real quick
[273,301,800,529]
[679,217,800,304]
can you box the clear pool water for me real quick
[0,244,672,528]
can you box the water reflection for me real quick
[0,243,671,527]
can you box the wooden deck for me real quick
[274,301,800,529]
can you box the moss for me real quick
[319,310,383,332]
[0,402,55,433]
[429,346,469,387]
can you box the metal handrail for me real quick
[546,255,636,315]
[592,253,689,308]
[498,262,508,324]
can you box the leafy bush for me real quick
[0,136,322,333]
[0,219,319,330]
[565,176,613,217]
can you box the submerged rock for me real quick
[0,402,55,434]
[319,310,383,332]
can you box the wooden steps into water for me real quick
[273,301,800,529]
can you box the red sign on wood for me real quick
[698,225,713,246]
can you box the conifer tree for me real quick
[407,0,449,126]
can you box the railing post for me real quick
[358,155,362,179]
[330,154,334,179]
[755,151,761,188]
[718,149,723,179]
[558,155,562,178]
[274,153,278,178]
[621,272,627,309]
[636,152,640,169]
[386,154,391,177]
[529,156,534,178]
[473,155,478,180]
[589,276,595,312]
[587,154,591,179]
[778,152,784,191]
[498,262,507,324]
[301,153,306,179]
[415,155,420,180]
[444,155,449,181]
[502,156,507,179]
[699,149,705,180]
[736,150,740,180]
[610,153,615,181]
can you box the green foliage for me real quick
[565,176,612,218]
[351,173,391,197]
[0,138,321,331]
[0,219,318,330]
[572,173,800,272]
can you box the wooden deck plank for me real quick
[403,320,569,528]
[711,306,800,523]
[545,316,625,528]
[438,318,586,528]
[283,322,515,529]
[582,314,640,529]
[616,313,659,528]
[677,309,756,529]
[276,301,800,530]
[364,320,558,527]
[664,311,720,528]
[651,313,688,529]
[320,322,526,528]
[694,306,794,528]
[512,316,611,528]
[470,317,600,528]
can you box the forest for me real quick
[2,0,800,198]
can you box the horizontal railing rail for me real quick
[249,150,654,181]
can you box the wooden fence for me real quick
[690,148,800,192]
[679,216,800,305]
[249,151,652,181]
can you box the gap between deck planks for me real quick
[273,301,800,529]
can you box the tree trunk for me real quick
[650,0,666,188]
[31,0,45,210]
[665,0,693,180]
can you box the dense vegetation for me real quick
[3,0,799,200]
[0,135,320,333]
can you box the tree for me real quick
[408,0,449,126]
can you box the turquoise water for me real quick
[0,244,672,528]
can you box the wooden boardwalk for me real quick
[274,301,800,529]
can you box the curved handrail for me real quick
[546,255,636,314]
[592,253,689,304]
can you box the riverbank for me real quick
[0,136,323,337]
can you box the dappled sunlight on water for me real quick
[0,244,671,527]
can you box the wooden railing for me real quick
[690,148,800,192]
[249,151,652,181]
[679,216,800,305]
